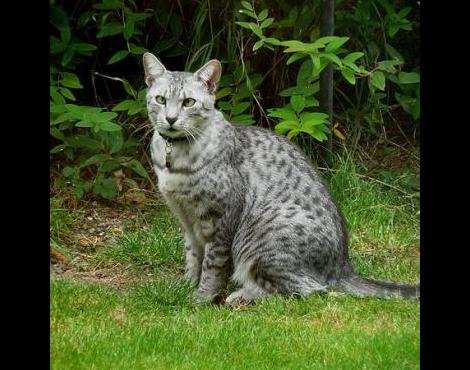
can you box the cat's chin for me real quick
[159,128,185,139]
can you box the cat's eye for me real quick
[183,98,196,107]
[155,95,166,104]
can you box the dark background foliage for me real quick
[50,0,420,200]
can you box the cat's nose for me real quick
[166,116,177,126]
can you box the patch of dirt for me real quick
[70,189,163,249]
[50,188,165,288]
[51,263,153,289]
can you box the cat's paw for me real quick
[192,289,219,305]
[225,289,251,305]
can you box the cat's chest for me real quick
[155,167,191,196]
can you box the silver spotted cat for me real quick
[143,53,419,304]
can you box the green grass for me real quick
[50,196,84,258]
[51,155,420,369]
[93,206,184,275]
[51,279,419,370]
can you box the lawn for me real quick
[50,156,420,369]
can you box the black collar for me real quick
[159,132,188,143]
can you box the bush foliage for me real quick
[50,0,420,200]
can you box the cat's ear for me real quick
[143,53,166,86]
[194,59,222,94]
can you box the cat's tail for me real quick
[333,275,420,299]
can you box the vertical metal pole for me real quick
[319,0,334,166]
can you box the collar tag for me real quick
[165,141,173,169]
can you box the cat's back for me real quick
[231,124,326,196]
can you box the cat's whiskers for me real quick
[181,125,203,148]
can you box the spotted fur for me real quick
[143,53,419,304]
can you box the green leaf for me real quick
[341,68,356,85]
[50,103,68,113]
[50,87,66,105]
[60,26,71,45]
[108,50,129,64]
[267,107,297,121]
[129,44,148,55]
[218,101,232,111]
[100,159,121,173]
[97,22,123,38]
[112,100,135,112]
[50,127,65,140]
[280,85,315,97]
[253,40,264,51]
[60,72,82,88]
[81,154,113,168]
[287,53,306,65]
[300,126,328,142]
[123,18,135,40]
[50,144,66,154]
[123,159,148,177]
[290,95,305,113]
[304,96,319,107]
[296,60,314,84]
[343,52,364,63]
[398,7,412,18]
[371,71,386,91]
[395,93,420,120]
[238,9,258,19]
[342,60,360,73]
[65,135,102,150]
[231,102,250,115]
[231,114,255,125]
[98,121,122,132]
[311,54,321,71]
[75,120,94,128]
[274,120,300,135]
[398,72,420,84]
[281,40,309,51]
[377,60,402,73]
[215,87,233,100]
[263,37,280,45]
[94,112,118,122]
[286,129,301,140]
[385,43,404,62]
[258,9,269,21]
[71,43,97,53]
[50,36,66,54]
[235,21,252,30]
[325,37,349,53]
[241,1,253,11]
[260,18,274,29]
[128,105,145,116]
[58,87,76,100]
[93,177,118,200]
[62,166,79,179]
[314,36,338,46]
[61,49,74,67]
[249,23,263,37]
[123,81,138,98]
[300,112,329,127]
[50,5,69,31]
[322,53,343,67]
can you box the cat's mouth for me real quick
[159,127,186,139]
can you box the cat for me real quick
[143,52,419,304]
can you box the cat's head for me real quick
[143,53,221,139]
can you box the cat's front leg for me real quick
[193,242,230,304]
[183,234,203,287]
